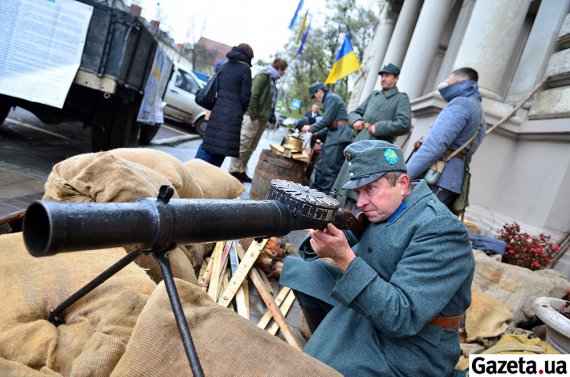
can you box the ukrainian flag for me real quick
[325,35,361,84]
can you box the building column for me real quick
[397,0,455,100]
[453,0,532,100]
[434,0,477,87]
[381,0,422,70]
[359,4,397,102]
[507,0,570,103]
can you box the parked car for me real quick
[163,64,208,136]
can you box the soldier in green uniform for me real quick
[301,82,352,193]
[331,63,412,208]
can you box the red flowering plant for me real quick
[498,222,560,271]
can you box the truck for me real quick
[0,0,173,151]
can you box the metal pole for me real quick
[48,249,143,325]
[155,248,205,377]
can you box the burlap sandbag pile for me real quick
[0,233,340,376]
[41,149,245,282]
[471,249,570,326]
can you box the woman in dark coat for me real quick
[195,43,253,166]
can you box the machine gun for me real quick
[22,179,368,377]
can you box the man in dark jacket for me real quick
[229,57,288,182]
[295,104,321,131]
[281,140,474,377]
[331,63,412,208]
[407,67,486,210]
[301,83,352,193]
[195,44,253,167]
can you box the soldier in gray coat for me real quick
[332,63,412,208]
[280,140,474,377]
[302,82,353,194]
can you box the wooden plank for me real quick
[228,242,249,319]
[257,286,291,330]
[0,209,25,226]
[216,245,231,300]
[200,256,214,292]
[207,242,225,301]
[236,244,250,317]
[267,290,296,336]
[221,270,234,311]
[249,268,303,350]
[217,239,267,307]
[198,259,208,285]
[255,266,274,295]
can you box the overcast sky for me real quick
[134,0,374,61]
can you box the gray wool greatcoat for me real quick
[332,87,411,204]
[348,87,411,144]
[309,91,353,193]
[280,180,474,377]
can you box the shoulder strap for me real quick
[445,100,484,162]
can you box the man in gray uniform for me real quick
[301,82,352,193]
[281,140,474,377]
[332,63,412,208]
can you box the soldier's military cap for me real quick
[342,140,407,190]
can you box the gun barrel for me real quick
[23,198,298,256]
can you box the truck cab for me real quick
[163,65,208,136]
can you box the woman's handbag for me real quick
[195,71,219,110]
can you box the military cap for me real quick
[378,63,401,77]
[342,140,407,190]
[309,82,326,98]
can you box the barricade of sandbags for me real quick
[0,232,340,376]
[41,149,246,284]
[471,249,570,326]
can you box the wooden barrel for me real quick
[250,149,308,200]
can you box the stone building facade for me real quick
[351,0,570,275]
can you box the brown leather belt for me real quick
[446,149,466,161]
[430,315,463,329]
[330,120,349,130]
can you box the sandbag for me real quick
[465,289,512,342]
[0,232,156,376]
[43,152,177,202]
[112,279,341,377]
[109,148,203,199]
[184,158,245,199]
[472,249,570,325]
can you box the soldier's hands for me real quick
[301,125,311,132]
[368,124,376,135]
[310,223,356,272]
[353,120,364,131]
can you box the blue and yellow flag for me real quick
[325,35,361,84]
[296,19,311,56]
[296,11,309,45]
[288,0,304,30]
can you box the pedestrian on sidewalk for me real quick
[229,57,288,182]
[301,82,352,194]
[331,63,411,209]
[195,43,253,167]
[281,140,474,377]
